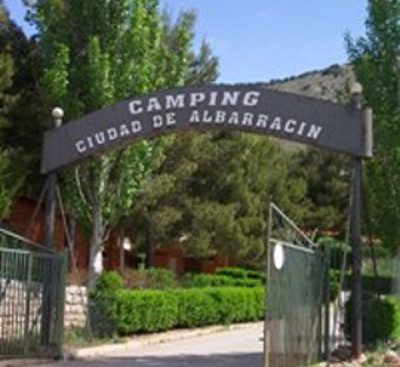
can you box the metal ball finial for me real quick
[51,107,64,127]
[350,82,363,96]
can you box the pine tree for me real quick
[346,0,400,252]
[128,132,307,267]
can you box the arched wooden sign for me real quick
[41,85,372,174]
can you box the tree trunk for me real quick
[88,197,104,290]
[145,226,155,268]
[119,228,125,273]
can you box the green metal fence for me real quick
[265,203,328,367]
[0,228,66,359]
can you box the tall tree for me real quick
[128,132,307,267]
[290,148,350,234]
[346,0,400,252]
[27,0,218,287]
[0,1,26,219]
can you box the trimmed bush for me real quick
[215,267,248,279]
[183,273,262,288]
[345,293,400,344]
[116,289,179,334]
[173,288,220,327]
[215,267,266,283]
[109,286,265,335]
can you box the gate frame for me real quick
[264,203,331,366]
[0,228,67,359]
[41,84,371,358]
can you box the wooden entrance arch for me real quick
[41,84,372,358]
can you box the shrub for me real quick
[214,267,266,283]
[122,268,178,290]
[173,288,220,327]
[207,287,265,323]
[94,271,124,294]
[107,286,265,335]
[89,271,124,337]
[345,293,400,345]
[116,289,179,334]
[215,267,248,279]
[183,273,262,288]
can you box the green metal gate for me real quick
[0,228,67,359]
[265,204,329,367]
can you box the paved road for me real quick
[42,325,264,367]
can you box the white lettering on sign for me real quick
[147,97,162,112]
[307,124,323,139]
[166,94,185,109]
[190,93,206,107]
[128,90,262,114]
[129,100,143,115]
[221,91,240,106]
[243,91,260,106]
[76,140,86,153]
[74,90,325,156]
[284,119,297,133]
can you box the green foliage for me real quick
[27,0,219,285]
[116,289,179,334]
[290,149,350,232]
[0,4,27,214]
[215,267,265,282]
[0,149,24,219]
[89,271,124,337]
[128,132,307,267]
[93,286,265,335]
[345,293,400,345]
[318,236,351,270]
[183,273,262,288]
[346,0,400,253]
[123,268,178,290]
[143,268,178,289]
[94,271,124,294]
[0,2,45,195]
[327,269,341,302]
[174,288,220,327]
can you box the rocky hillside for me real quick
[265,63,356,103]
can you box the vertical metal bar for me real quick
[23,253,33,354]
[324,244,331,366]
[44,174,57,250]
[351,157,363,358]
[263,203,273,367]
[41,108,63,350]
[55,253,67,359]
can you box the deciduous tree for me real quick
[26,0,218,287]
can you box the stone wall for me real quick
[64,286,88,329]
[0,278,43,337]
[0,279,89,335]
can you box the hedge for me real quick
[109,287,265,335]
[215,267,266,282]
[183,273,263,288]
[345,293,400,345]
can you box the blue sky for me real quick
[4,0,367,83]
